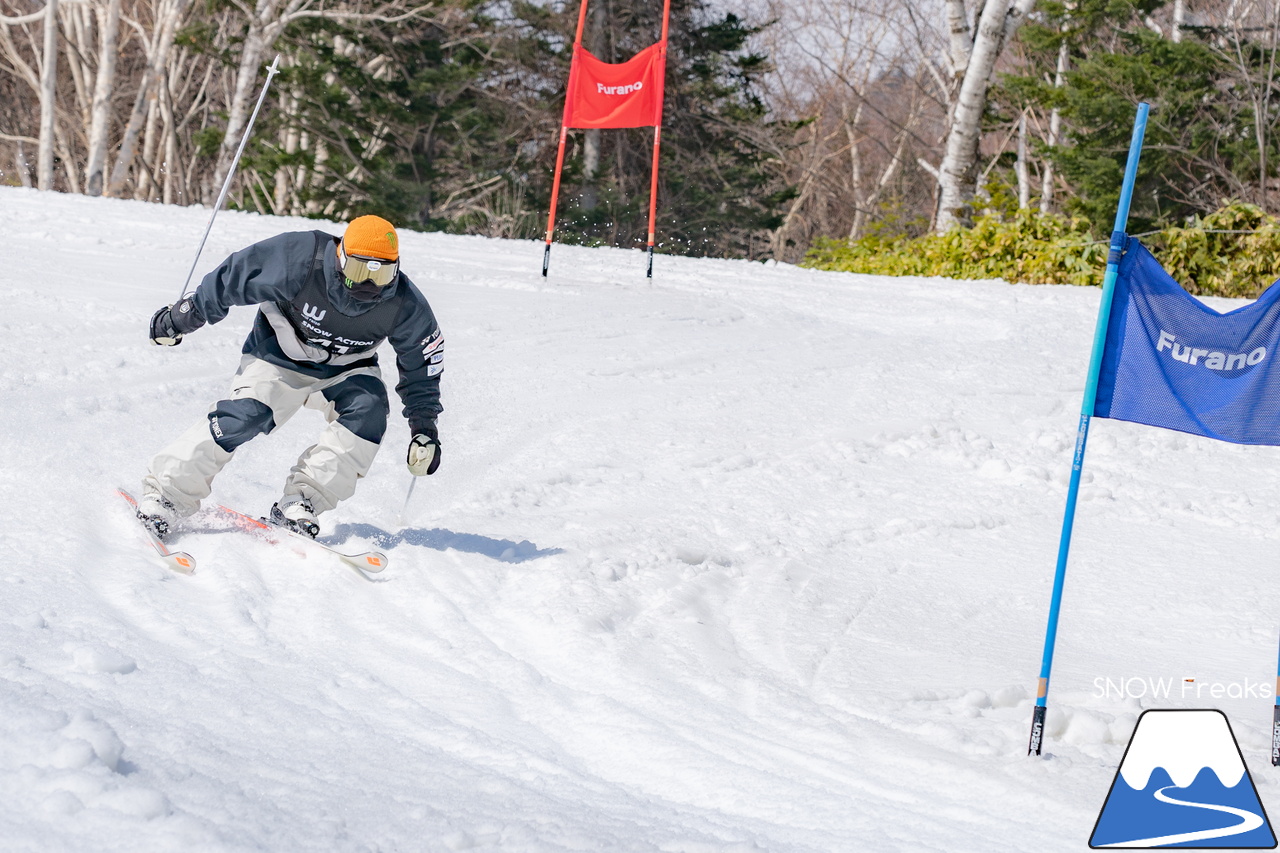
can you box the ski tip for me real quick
[167,553,196,575]
[356,552,389,573]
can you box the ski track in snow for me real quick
[3,186,1280,850]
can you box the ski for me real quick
[209,503,389,579]
[116,489,196,575]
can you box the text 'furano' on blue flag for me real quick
[1095,238,1280,445]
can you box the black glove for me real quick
[407,433,441,476]
[149,296,205,346]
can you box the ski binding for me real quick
[116,488,196,575]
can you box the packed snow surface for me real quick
[4,186,1280,852]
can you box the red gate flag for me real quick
[564,43,666,129]
[542,0,672,280]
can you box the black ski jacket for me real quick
[190,230,443,435]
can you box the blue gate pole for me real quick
[1271,628,1280,766]
[1028,102,1149,757]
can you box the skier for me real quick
[135,214,443,539]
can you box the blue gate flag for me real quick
[1095,238,1280,444]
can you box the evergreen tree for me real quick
[998,0,1280,234]
[231,0,788,258]
[241,1,510,227]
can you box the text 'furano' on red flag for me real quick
[563,42,666,129]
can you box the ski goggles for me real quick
[338,241,399,287]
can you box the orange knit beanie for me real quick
[342,215,399,260]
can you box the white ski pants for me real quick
[143,355,388,517]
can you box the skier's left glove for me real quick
[149,296,205,346]
[407,433,441,476]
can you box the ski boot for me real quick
[136,492,177,541]
[269,496,320,539]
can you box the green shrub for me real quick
[803,201,1280,298]
[1147,203,1280,298]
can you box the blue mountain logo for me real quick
[1091,709,1276,848]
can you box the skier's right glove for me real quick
[407,433,441,476]
[149,296,205,346]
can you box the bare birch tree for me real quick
[105,0,191,196]
[36,0,55,188]
[1039,38,1066,213]
[933,0,1035,232]
[0,9,49,173]
[84,0,120,194]
[0,0,87,189]
[760,0,944,258]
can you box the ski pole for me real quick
[178,54,281,300]
[399,476,418,527]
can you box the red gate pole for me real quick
[542,126,569,277]
[644,0,672,279]
[644,125,662,279]
[543,0,592,277]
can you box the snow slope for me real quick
[3,185,1280,851]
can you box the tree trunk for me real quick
[936,0,1019,231]
[136,88,161,199]
[294,126,311,213]
[306,137,328,215]
[769,119,821,257]
[1041,39,1067,214]
[945,0,973,77]
[1259,4,1278,212]
[846,101,863,238]
[158,51,181,204]
[212,0,280,194]
[85,0,121,196]
[162,101,178,204]
[61,2,93,129]
[862,129,911,235]
[107,0,190,197]
[37,0,58,190]
[15,142,32,187]
[1016,111,1030,208]
[54,119,80,192]
[580,0,607,213]
[582,130,601,209]
[273,73,301,214]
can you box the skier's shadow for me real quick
[329,522,562,563]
